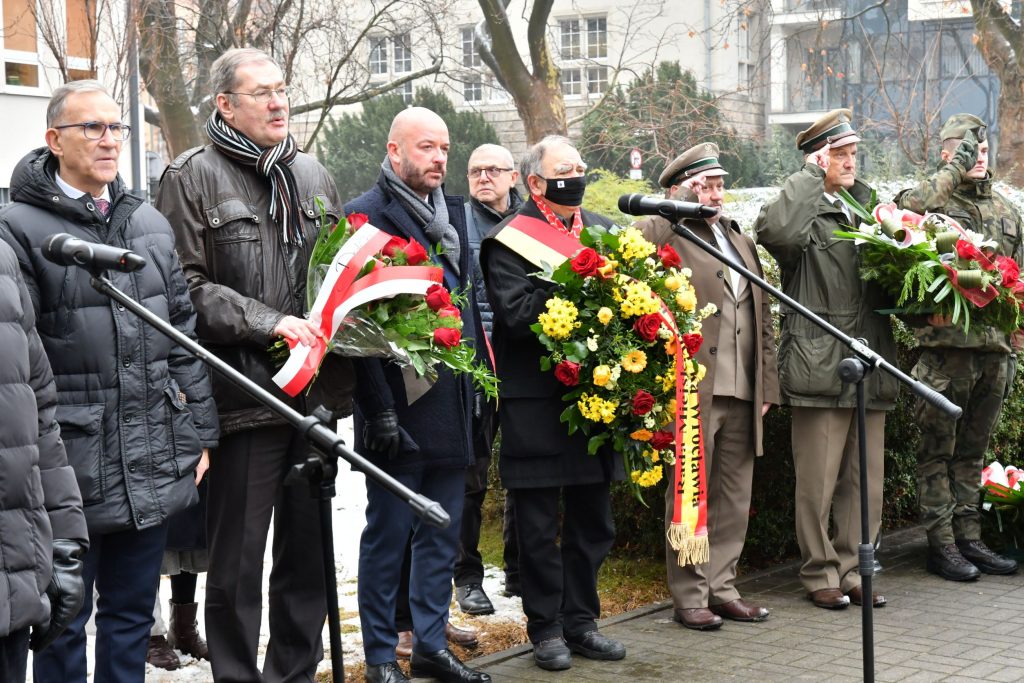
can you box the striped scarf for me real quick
[206,111,303,245]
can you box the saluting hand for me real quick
[808,144,831,170]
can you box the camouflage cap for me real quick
[659,142,728,189]
[940,113,987,142]
[795,108,861,153]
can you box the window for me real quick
[464,77,482,103]
[461,26,480,68]
[560,19,581,59]
[586,17,607,59]
[736,15,754,89]
[0,187,10,207]
[369,37,388,75]
[399,81,413,104]
[587,66,607,94]
[393,33,411,73]
[2,0,37,51]
[561,68,581,96]
[67,0,96,60]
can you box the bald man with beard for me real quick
[345,108,491,683]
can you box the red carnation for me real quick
[433,327,462,348]
[631,389,656,415]
[381,235,409,258]
[438,305,461,320]
[570,248,605,277]
[554,360,581,386]
[425,284,452,312]
[650,430,674,450]
[658,244,682,269]
[682,332,703,357]
[633,313,663,342]
[995,255,1021,288]
[347,212,369,230]
[404,239,429,265]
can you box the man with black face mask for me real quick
[479,135,626,672]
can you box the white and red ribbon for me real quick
[272,224,443,396]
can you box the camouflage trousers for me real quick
[912,348,1016,547]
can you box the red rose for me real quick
[682,332,703,357]
[433,327,462,348]
[438,305,461,319]
[955,239,987,264]
[381,235,409,257]
[631,389,656,415]
[633,313,663,342]
[996,255,1021,287]
[658,244,682,269]
[347,212,369,230]
[554,360,581,386]
[403,239,429,265]
[650,430,674,450]
[425,284,452,312]
[570,248,605,277]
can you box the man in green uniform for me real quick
[896,114,1020,581]
[755,109,898,609]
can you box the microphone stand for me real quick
[668,219,961,683]
[85,268,451,683]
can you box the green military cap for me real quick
[795,108,861,153]
[659,141,728,189]
[940,113,987,142]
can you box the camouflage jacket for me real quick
[896,164,1024,352]
[754,163,899,410]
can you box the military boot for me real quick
[956,539,1019,575]
[927,544,981,581]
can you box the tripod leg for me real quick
[319,481,345,681]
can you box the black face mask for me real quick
[541,175,586,206]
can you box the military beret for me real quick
[940,113,987,142]
[659,142,728,189]
[795,108,861,153]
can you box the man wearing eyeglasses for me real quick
[155,48,355,682]
[0,80,219,682]
[454,144,523,617]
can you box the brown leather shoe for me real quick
[446,622,479,649]
[672,607,723,631]
[709,598,770,622]
[146,635,180,671]
[395,630,413,659]
[846,585,886,608]
[808,588,850,610]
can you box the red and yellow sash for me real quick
[494,212,709,566]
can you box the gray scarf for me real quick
[381,159,460,274]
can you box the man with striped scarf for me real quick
[155,48,356,682]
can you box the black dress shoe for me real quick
[533,637,571,671]
[455,584,495,616]
[365,661,409,683]
[410,648,491,683]
[565,630,626,661]
[927,544,981,581]
[956,539,1019,575]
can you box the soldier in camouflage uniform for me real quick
[896,113,1021,581]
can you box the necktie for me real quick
[95,198,110,217]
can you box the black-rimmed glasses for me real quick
[468,166,513,179]
[223,87,290,104]
[53,122,132,141]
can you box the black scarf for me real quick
[206,111,304,245]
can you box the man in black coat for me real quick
[479,135,626,672]
[0,80,218,683]
[344,107,490,683]
[0,239,88,683]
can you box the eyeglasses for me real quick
[223,87,290,104]
[468,166,513,179]
[52,122,131,141]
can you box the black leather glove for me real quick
[31,539,86,652]
[364,408,400,460]
[473,392,484,420]
[951,129,979,172]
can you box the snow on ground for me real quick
[29,418,523,681]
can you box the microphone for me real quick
[618,194,719,221]
[42,233,147,273]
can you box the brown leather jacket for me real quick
[155,145,355,434]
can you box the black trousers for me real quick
[511,482,615,643]
[205,426,327,683]
[453,454,491,586]
[0,628,29,683]
[502,494,520,589]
